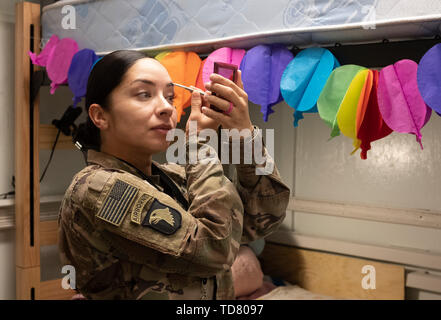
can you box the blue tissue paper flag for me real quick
[280,47,340,127]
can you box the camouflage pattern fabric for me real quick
[58,126,290,299]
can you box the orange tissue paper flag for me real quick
[159,51,201,122]
[195,58,207,92]
[356,69,392,160]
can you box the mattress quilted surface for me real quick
[42,0,441,54]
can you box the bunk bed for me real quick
[15,0,441,300]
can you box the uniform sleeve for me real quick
[228,126,291,243]
[72,140,243,278]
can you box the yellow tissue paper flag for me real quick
[155,51,170,61]
[337,69,372,155]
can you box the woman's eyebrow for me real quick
[130,79,174,88]
[130,79,155,86]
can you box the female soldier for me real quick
[58,50,290,300]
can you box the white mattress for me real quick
[42,0,441,55]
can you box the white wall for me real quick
[289,109,441,254]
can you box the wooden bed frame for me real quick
[260,242,405,299]
[14,1,406,300]
[14,1,75,300]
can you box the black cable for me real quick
[2,126,61,198]
[0,191,14,199]
[2,104,74,197]
[0,176,17,199]
[39,105,82,181]
[39,127,61,183]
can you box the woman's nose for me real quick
[157,96,174,117]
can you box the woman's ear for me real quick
[89,103,109,130]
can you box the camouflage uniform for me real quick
[58,126,290,299]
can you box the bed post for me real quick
[14,1,41,300]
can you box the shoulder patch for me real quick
[130,193,153,225]
[142,199,182,235]
[96,179,139,226]
[88,170,112,192]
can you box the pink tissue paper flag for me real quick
[28,34,59,67]
[377,59,432,150]
[46,38,79,94]
[202,47,245,84]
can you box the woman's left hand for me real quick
[202,70,254,133]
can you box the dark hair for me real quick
[74,50,147,152]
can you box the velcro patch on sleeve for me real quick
[96,179,139,226]
[142,199,182,235]
[88,170,112,193]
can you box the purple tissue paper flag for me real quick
[46,38,78,94]
[28,34,59,67]
[240,44,294,122]
[417,43,441,115]
[68,49,98,107]
[378,59,432,150]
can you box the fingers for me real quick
[190,90,203,114]
[208,73,247,98]
[190,86,211,108]
[206,82,242,110]
[236,70,244,90]
[201,105,229,123]
[206,94,233,113]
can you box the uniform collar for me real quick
[86,149,160,184]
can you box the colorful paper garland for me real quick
[28,36,441,159]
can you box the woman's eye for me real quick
[137,92,151,99]
[167,95,176,103]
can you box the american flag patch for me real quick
[96,179,139,226]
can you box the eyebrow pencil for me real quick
[173,83,206,95]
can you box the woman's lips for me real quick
[151,125,172,135]
[152,128,170,135]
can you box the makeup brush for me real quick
[173,82,224,113]
[172,83,206,95]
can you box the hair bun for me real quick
[73,120,99,151]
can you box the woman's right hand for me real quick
[185,88,220,137]
[202,71,254,134]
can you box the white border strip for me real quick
[288,197,441,229]
[406,271,441,293]
[0,195,64,230]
